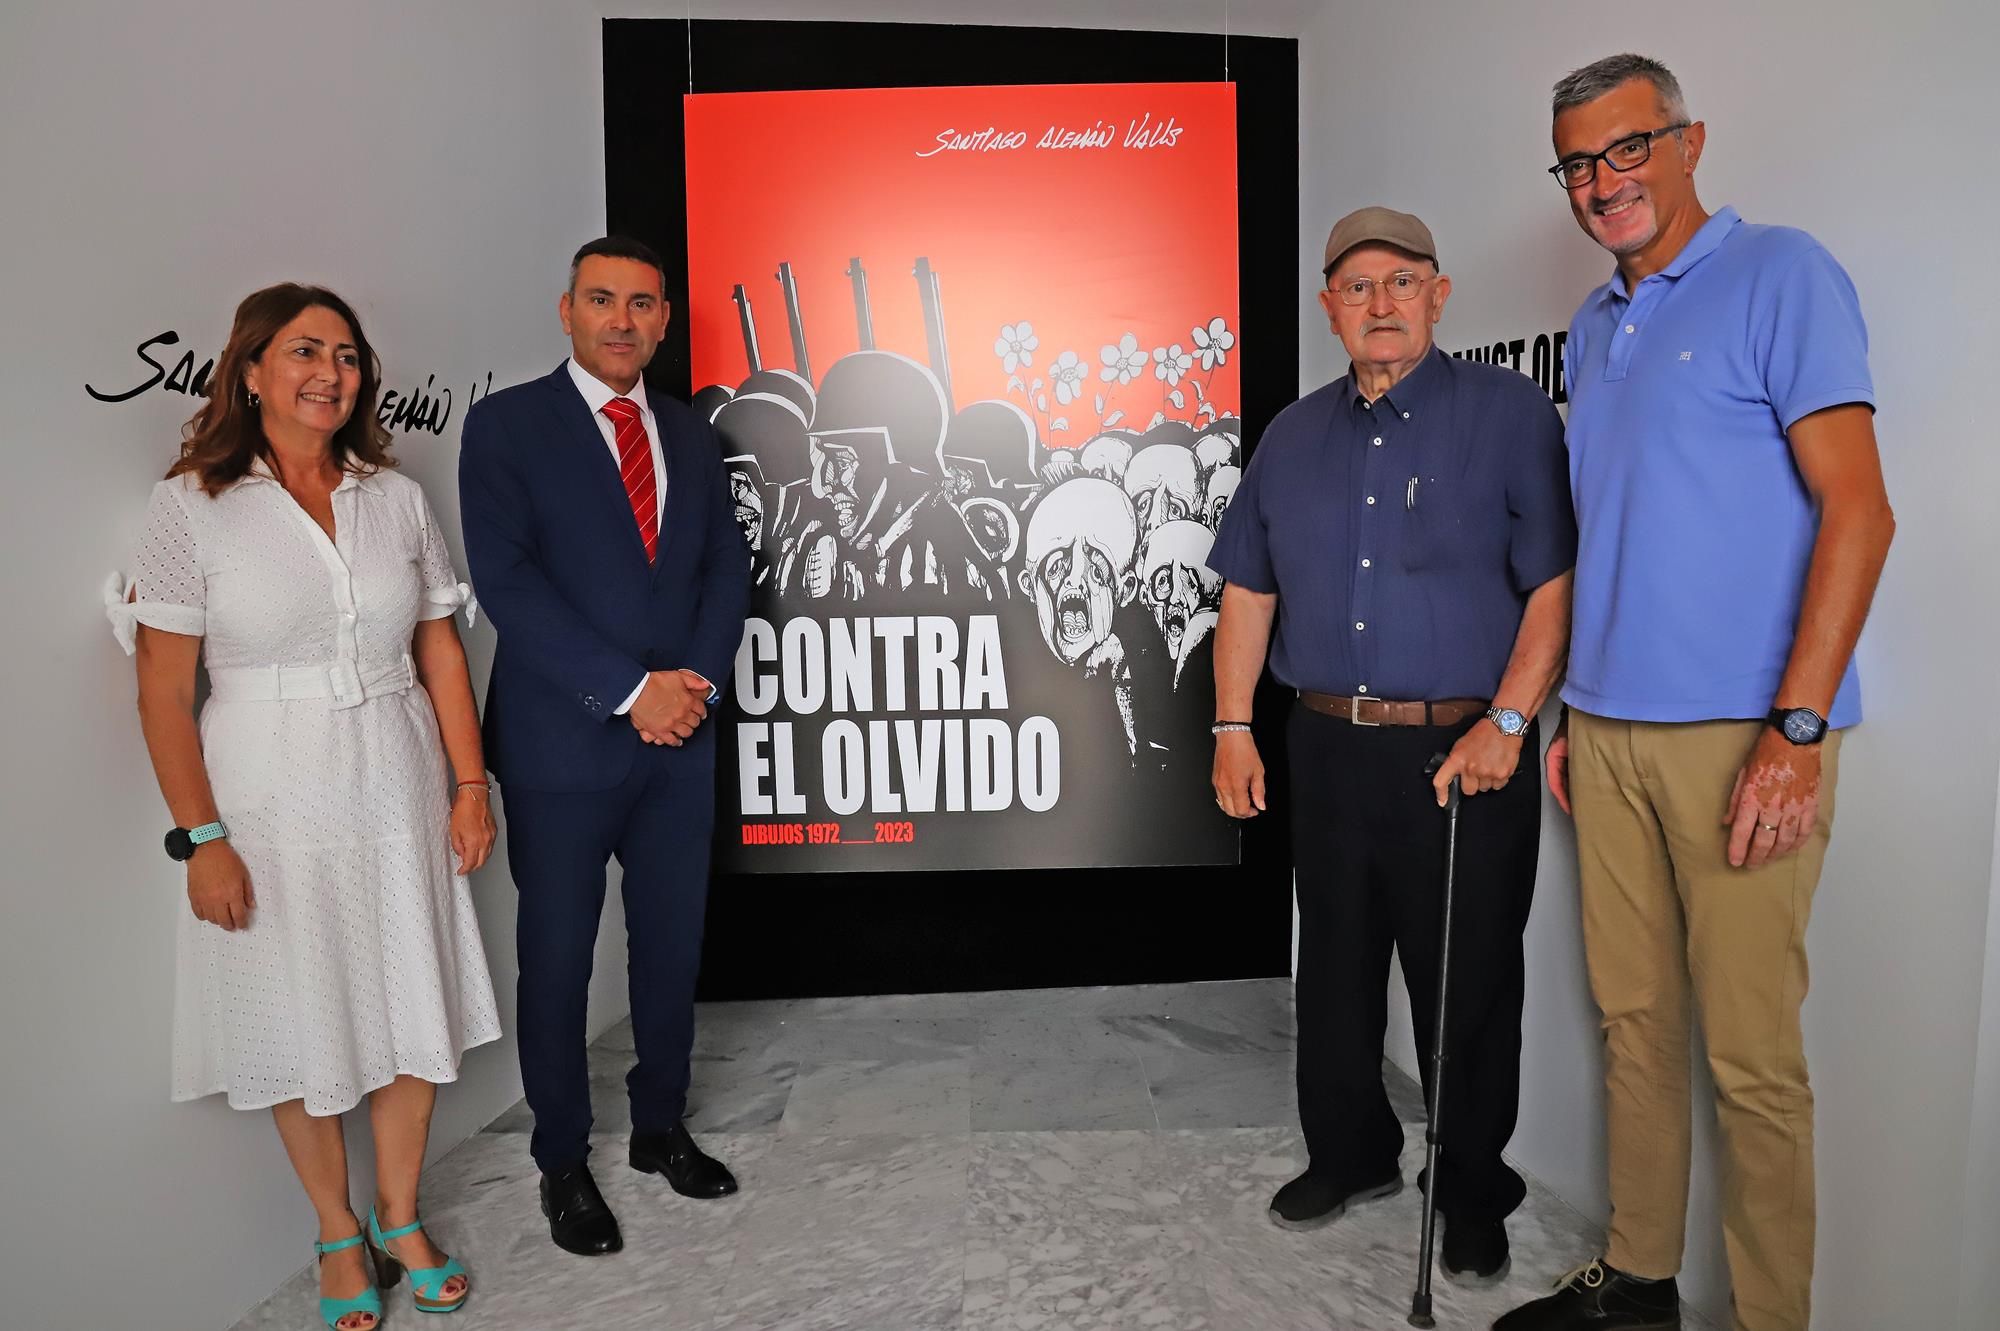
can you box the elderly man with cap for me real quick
[1208,207,1576,1282]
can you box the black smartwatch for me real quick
[165,821,228,862]
[1766,706,1828,746]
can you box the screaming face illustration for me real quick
[1139,519,1224,676]
[1019,477,1139,666]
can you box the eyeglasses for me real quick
[1328,271,1428,306]
[1548,123,1690,189]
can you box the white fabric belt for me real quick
[207,654,416,710]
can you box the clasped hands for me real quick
[630,668,711,747]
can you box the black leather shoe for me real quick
[1493,1259,1681,1330]
[539,1163,623,1256]
[1267,1167,1402,1230]
[629,1122,739,1199]
[1441,1215,1511,1286]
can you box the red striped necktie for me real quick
[600,396,658,563]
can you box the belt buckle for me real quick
[1349,695,1379,726]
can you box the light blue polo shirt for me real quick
[1563,207,1875,726]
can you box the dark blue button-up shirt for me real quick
[1208,347,1575,700]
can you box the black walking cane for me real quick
[1408,755,1463,1329]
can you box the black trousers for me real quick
[503,739,717,1173]
[1288,702,1540,1223]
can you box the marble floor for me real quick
[232,980,1711,1331]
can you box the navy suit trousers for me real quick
[503,739,717,1172]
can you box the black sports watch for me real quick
[1767,706,1828,746]
[165,821,228,862]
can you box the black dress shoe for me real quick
[629,1122,739,1199]
[1441,1215,1511,1286]
[1493,1259,1681,1330]
[1267,1167,1402,1230]
[539,1163,623,1256]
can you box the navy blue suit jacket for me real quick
[460,363,750,793]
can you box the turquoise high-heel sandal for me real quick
[368,1206,470,1314]
[313,1232,383,1330]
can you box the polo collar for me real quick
[1607,205,1742,299]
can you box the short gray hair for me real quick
[1552,54,1689,122]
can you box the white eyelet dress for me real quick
[106,462,500,1116]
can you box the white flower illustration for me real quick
[1152,343,1193,387]
[1050,349,1088,405]
[1099,332,1147,385]
[995,322,1039,375]
[1192,317,1236,371]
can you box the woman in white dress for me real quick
[109,284,500,1331]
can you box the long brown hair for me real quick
[169,284,396,495]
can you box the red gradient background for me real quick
[684,82,1239,447]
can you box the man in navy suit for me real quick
[460,236,750,1256]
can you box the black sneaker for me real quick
[1492,1259,1681,1330]
[1267,1168,1402,1230]
[1441,1215,1510,1286]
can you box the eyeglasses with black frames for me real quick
[1548,123,1690,189]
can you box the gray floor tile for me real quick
[231,982,1717,1331]
[965,1132,1214,1330]
[976,1011,1144,1062]
[686,1052,797,1134]
[970,1051,1155,1132]
[714,1133,967,1331]
[781,1057,972,1136]
[1142,1048,1299,1129]
[775,1014,981,1064]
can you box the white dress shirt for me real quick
[567,358,667,529]
[564,360,712,715]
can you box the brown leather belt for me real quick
[1298,691,1487,727]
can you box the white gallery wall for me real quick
[0,5,608,1329]
[1295,2,2000,1327]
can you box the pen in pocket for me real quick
[1406,476,1420,510]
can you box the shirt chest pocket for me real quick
[1399,472,1478,573]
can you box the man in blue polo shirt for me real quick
[1496,56,1895,1331]
[1210,206,1575,1285]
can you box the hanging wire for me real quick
[686,0,695,94]
[1224,0,1232,82]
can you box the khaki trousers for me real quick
[1570,710,1842,1331]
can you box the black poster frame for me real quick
[604,17,1300,998]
